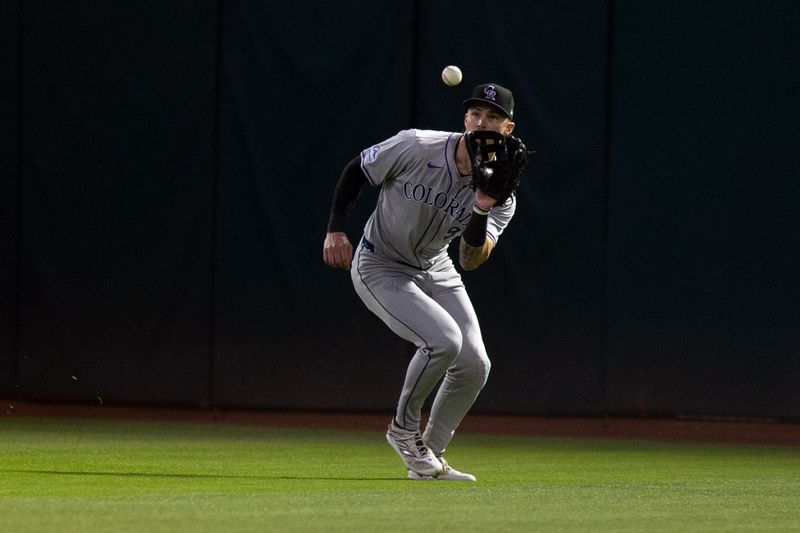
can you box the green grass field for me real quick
[1,417,799,532]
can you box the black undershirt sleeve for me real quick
[461,211,489,246]
[327,156,368,233]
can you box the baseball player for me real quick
[323,83,528,481]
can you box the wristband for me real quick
[473,201,491,216]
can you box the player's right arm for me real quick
[323,231,353,270]
[323,156,367,270]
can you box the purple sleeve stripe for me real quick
[360,152,378,186]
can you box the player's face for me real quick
[464,105,515,135]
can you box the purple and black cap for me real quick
[463,83,514,119]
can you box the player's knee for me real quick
[435,324,463,362]
[468,354,491,385]
[480,356,491,380]
[455,347,491,387]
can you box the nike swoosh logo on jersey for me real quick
[426,161,444,169]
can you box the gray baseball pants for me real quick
[351,242,491,455]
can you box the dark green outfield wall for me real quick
[1,1,797,419]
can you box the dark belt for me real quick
[361,236,375,252]
[361,236,424,270]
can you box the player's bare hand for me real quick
[475,189,496,211]
[323,232,353,270]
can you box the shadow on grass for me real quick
[0,469,400,482]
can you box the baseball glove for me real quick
[464,130,528,206]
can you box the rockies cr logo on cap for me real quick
[463,83,514,119]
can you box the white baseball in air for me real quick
[441,65,463,87]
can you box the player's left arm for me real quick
[459,233,495,271]
[459,190,497,271]
[459,186,519,270]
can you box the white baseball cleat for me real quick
[385,422,443,477]
[407,456,476,481]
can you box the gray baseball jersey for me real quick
[359,129,515,270]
